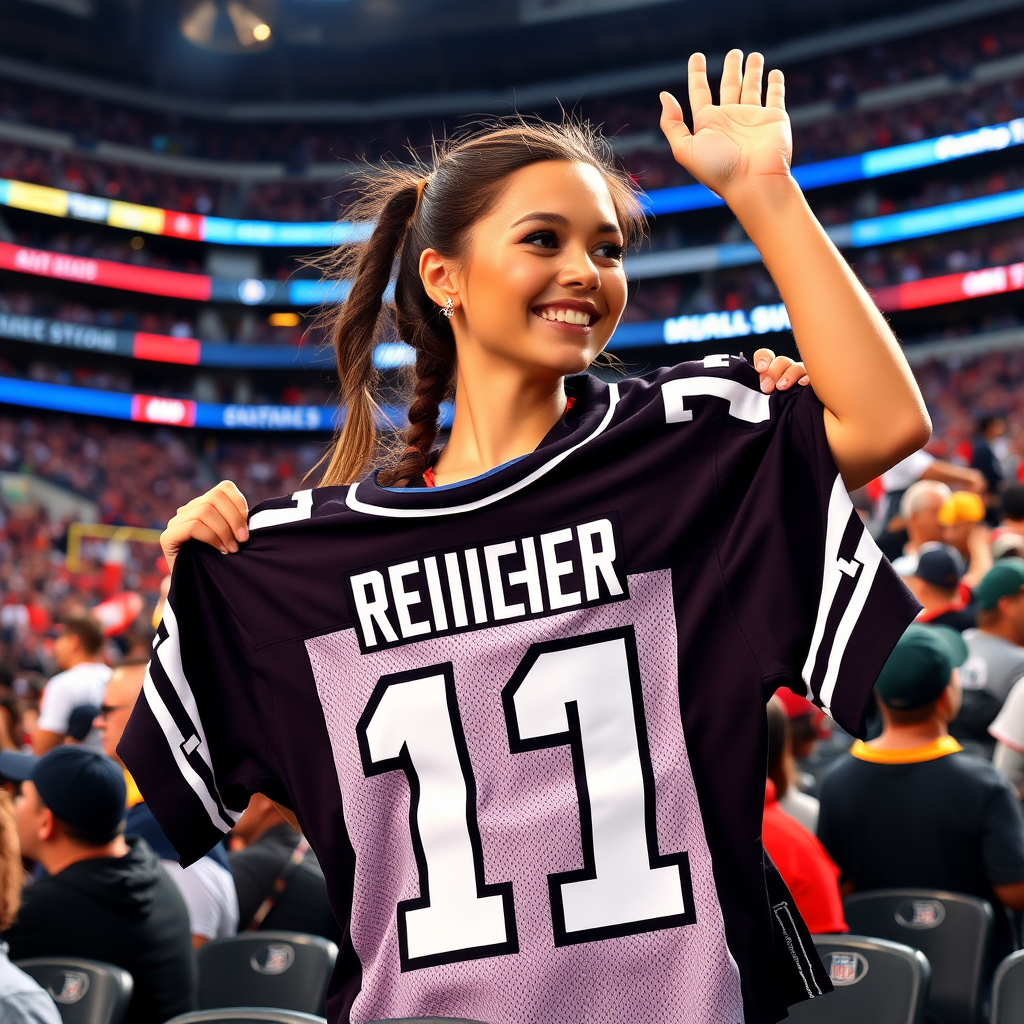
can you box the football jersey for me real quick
[120,356,918,1024]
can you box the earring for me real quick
[441,296,455,319]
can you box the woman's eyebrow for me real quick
[510,211,621,234]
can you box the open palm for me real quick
[660,50,793,199]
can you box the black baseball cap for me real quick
[7,747,126,844]
[875,624,968,711]
[913,544,965,589]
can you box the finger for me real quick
[213,480,249,539]
[760,355,794,393]
[720,49,743,106]
[775,364,806,391]
[177,521,237,556]
[186,507,242,553]
[205,487,250,543]
[798,375,810,386]
[753,348,776,372]
[741,51,764,106]
[659,90,692,161]
[766,68,786,111]
[687,53,713,115]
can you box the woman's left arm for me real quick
[660,50,931,490]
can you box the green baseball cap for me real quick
[975,559,1024,610]
[874,623,968,711]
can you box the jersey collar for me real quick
[850,735,963,764]
[346,375,617,519]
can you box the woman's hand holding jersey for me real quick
[660,50,931,490]
[160,479,249,572]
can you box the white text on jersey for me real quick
[346,518,628,652]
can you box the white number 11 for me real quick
[357,626,694,971]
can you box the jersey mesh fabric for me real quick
[306,570,743,1024]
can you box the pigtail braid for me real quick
[317,182,420,486]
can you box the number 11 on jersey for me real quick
[357,626,694,971]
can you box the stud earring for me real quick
[442,296,455,319]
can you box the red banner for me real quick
[873,261,1024,312]
[0,242,212,301]
[133,333,202,365]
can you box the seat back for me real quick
[195,931,339,1015]
[14,958,133,1024]
[843,889,993,1024]
[992,950,1024,1024]
[785,935,930,1024]
[165,1011,327,1024]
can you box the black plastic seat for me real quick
[785,934,930,1024]
[14,958,133,1024]
[991,950,1024,1023]
[165,1012,326,1024]
[843,889,993,1024]
[195,931,339,1016]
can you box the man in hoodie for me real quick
[2,747,196,1024]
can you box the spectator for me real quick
[972,414,1008,499]
[763,699,846,934]
[877,456,983,562]
[956,561,1024,755]
[992,533,1024,562]
[229,793,342,943]
[906,544,976,631]
[818,624,1024,957]
[771,687,827,829]
[998,484,1024,537]
[64,704,101,749]
[0,789,62,1024]
[94,656,238,948]
[940,491,993,588]
[32,614,110,754]
[889,480,953,570]
[2,747,197,1024]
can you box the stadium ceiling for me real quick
[0,0,1018,107]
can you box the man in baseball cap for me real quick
[4,747,197,1023]
[818,623,1024,958]
[956,559,1024,756]
[906,544,975,631]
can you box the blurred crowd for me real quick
[0,13,1017,219]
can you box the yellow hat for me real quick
[938,491,986,526]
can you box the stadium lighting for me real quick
[180,0,273,52]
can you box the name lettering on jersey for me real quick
[346,517,628,653]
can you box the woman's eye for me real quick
[522,230,559,249]
[594,242,625,260]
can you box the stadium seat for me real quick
[784,934,930,1024]
[991,950,1024,1024]
[165,1012,326,1024]
[195,931,339,1016]
[843,889,993,1024]
[13,958,133,1024]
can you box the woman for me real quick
[122,52,928,1024]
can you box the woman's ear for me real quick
[419,248,459,311]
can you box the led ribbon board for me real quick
[0,118,1021,239]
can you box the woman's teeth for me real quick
[538,307,592,326]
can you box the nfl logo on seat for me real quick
[912,901,941,926]
[50,972,89,1003]
[828,951,868,986]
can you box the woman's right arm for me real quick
[160,480,250,573]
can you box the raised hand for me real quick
[659,50,792,202]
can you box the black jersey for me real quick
[120,356,918,1024]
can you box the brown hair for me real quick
[0,791,22,930]
[60,612,105,657]
[315,118,645,488]
[766,697,792,800]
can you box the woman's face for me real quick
[447,159,629,379]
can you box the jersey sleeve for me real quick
[118,541,275,867]
[715,379,920,736]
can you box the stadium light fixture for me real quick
[180,0,274,52]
